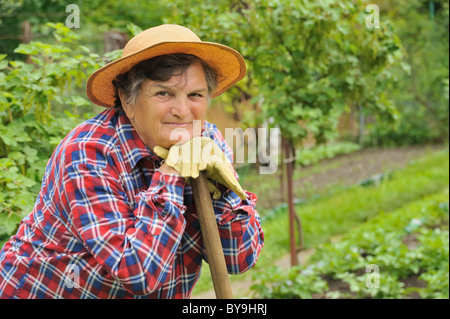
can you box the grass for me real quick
[191,146,449,296]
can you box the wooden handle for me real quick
[190,171,233,299]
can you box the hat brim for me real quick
[86,41,246,108]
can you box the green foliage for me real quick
[295,142,361,167]
[368,105,443,146]
[193,147,449,295]
[367,0,449,145]
[253,148,448,267]
[250,265,328,299]
[0,23,107,242]
[250,189,449,299]
[2,23,103,121]
[245,0,404,148]
[0,155,36,236]
[0,0,169,58]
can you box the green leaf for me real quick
[14,43,40,55]
[0,60,8,70]
[127,23,143,37]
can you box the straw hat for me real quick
[86,24,246,108]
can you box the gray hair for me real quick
[112,53,218,110]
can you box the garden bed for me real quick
[250,190,449,299]
[192,146,449,298]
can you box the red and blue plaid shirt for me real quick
[0,107,264,299]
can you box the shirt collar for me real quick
[114,109,161,171]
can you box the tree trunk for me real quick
[284,138,300,266]
[103,31,128,52]
[358,105,365,146]
[21,20,32,63]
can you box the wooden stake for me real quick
[21,21,32,64]
[191,172,233,299]
[285,140,299,266]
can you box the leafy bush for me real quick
[366,0,449,146]
[0,23,114,244]
[250,265,328,299]
[366,104,445,146]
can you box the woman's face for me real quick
[120,63,209,151]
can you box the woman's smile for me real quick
[164,122,192,127]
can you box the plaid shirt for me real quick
[0,108,263,299]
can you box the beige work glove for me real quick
[153,137,247,200]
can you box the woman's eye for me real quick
[189,93,203,98]
[156,91,169,97]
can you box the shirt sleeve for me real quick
[203,124,265,274]
[211,187,264,275]
[61,163,186,296]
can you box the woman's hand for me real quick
[153,137,247,200]
[159,162,182,176]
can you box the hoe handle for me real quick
[191,171,233,299]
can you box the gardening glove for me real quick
[154,136,247,200]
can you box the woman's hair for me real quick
[112,53,218,111]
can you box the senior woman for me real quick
[0,24,264,299]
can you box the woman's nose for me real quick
[170,96,190,118]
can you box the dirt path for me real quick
[191,144,444,299]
